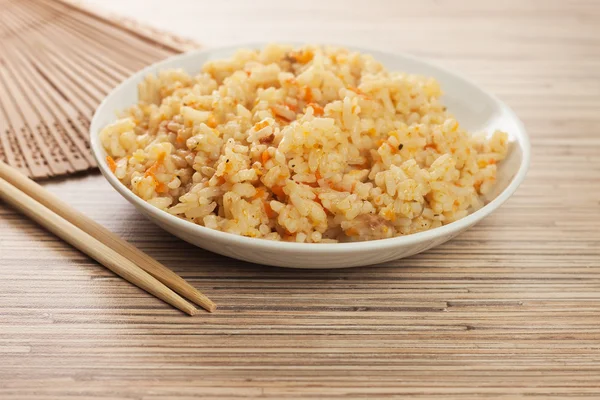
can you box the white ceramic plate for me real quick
[90,44,530,268]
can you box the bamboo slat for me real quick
[0,0,199,178]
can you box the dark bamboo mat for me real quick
[0,0,199,179]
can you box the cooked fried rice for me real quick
[100,44,509,243]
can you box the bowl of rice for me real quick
[90,43,529,268]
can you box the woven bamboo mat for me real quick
[0,0,200,179]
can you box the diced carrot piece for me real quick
[207,113,218,128]
[156,182,168,193]
[251,188,265,201]
[289,50,314,64]
[253,120,270,131]
[348,86,363,95]
[304,86,313,103]
[345,227,359,236]
[106,156,117,173]
[347,86,372,100]
[306,102,324,116]
[270,105,295,122]
[264,201,276,218]
[271,185,285,199]
[383,209,395,221]
[261,150,270,164]
[144,163,158,178]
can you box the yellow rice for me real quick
[100,44,509,243]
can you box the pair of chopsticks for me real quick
[0,161,216,316]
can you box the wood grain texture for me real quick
[0,0,199,179]
[0,175,199,316]
[1,0,600,398]
[0,161,215,312]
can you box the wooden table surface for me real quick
[2,0,600,398]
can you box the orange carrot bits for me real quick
[261,150,271,165]
[106,156,117,173]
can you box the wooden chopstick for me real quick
[0,177,198,316]
[0,161,216,313]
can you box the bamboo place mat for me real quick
[0,0,200,179]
